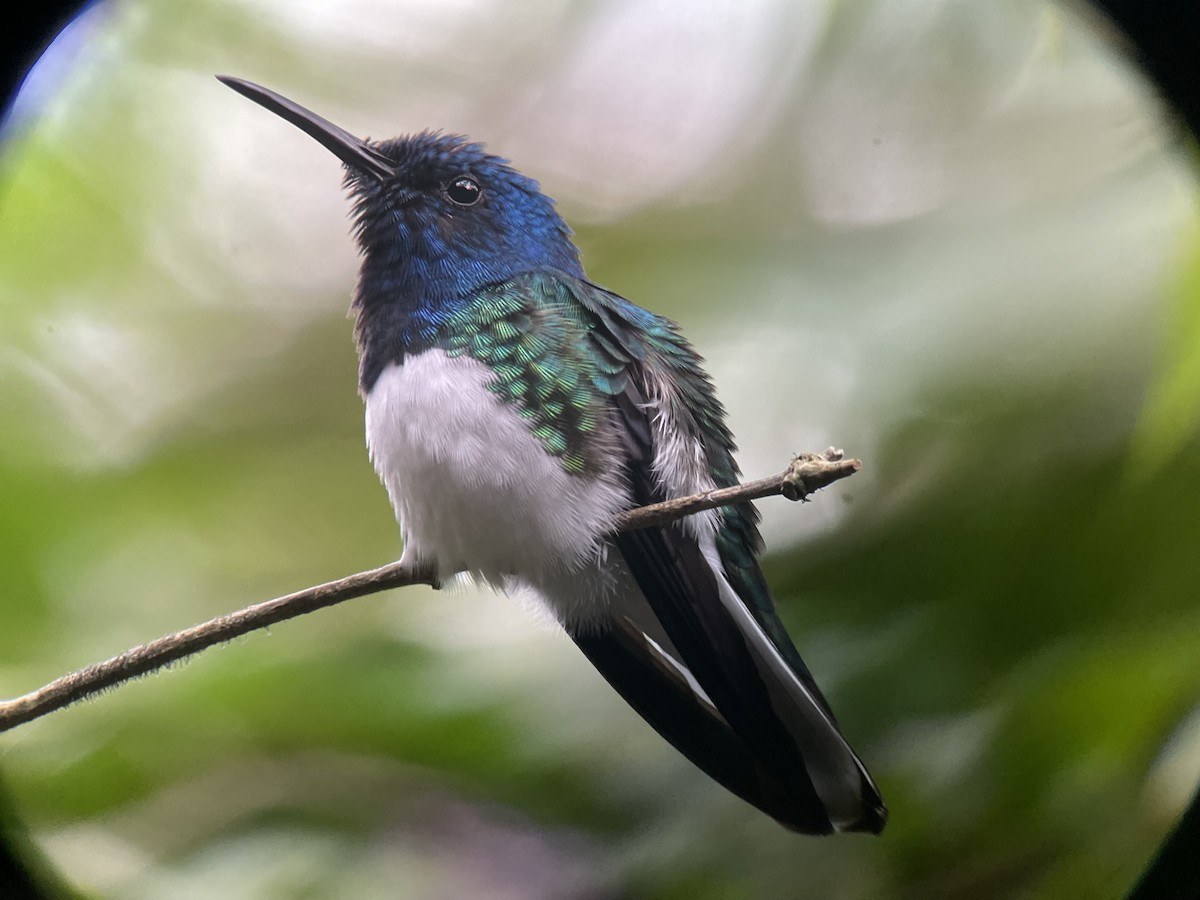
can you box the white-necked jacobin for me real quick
[219,76,886,835]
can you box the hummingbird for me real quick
[219,76,886,835]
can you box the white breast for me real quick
[364,350,632,620]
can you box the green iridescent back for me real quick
[430,270,802,669]
[436,272,635,473]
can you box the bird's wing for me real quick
[554,272,886,834]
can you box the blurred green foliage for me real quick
[2,1,1199,897]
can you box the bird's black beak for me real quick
[217,76,396,181]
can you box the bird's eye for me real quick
[446,176,482,206]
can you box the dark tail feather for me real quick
[615,523,886,834]
[571,618,836,833]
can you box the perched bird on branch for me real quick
[220,76,886,834]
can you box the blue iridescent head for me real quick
[217,76,584,313]
[346,131,584,303]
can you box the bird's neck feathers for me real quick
[345,133,584,390]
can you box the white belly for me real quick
[364,350,632,621]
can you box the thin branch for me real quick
[0,450,860,733]
[622,449,861,530]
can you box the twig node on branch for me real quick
[781,448,863,502]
